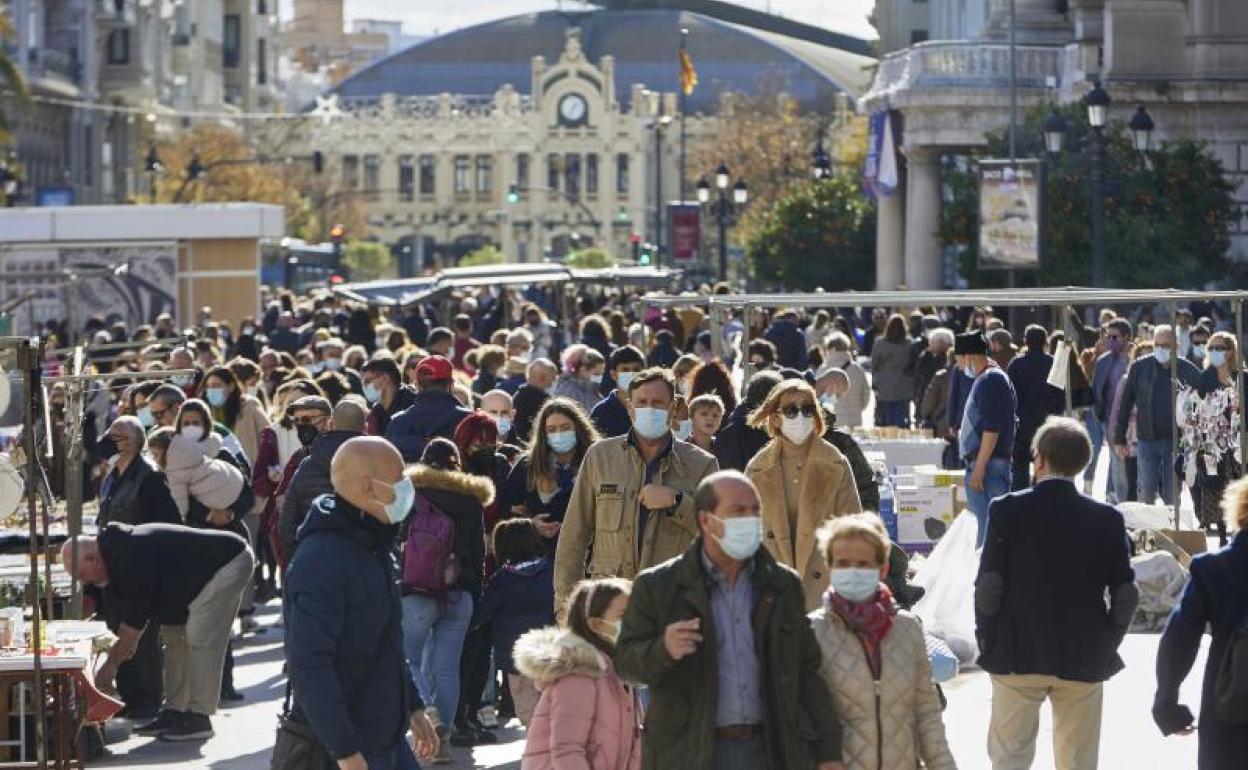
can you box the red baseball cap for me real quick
[416,355,454,382]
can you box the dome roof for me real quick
[329,9,876,111]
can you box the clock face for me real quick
[559,94,588,125]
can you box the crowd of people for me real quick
[34,284,1248,769]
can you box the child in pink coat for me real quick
[513,578,641,770]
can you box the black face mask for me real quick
[467,447,496,474]
[97,435,119,458]
[296,423,321,448]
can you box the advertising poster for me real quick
[978,159,1044,271]
[666,203,700,263]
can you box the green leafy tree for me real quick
[341,241,394,283]
[565,247,614,268]
[747,176,876,290]
[460,244,505,267]
[940,104,1239,288]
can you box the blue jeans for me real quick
[1137,438,1176,505]
[360,741,421,770]
[1099,419,1130,503]
[710,734,767,770]
[880,400,910,428]
[1083,411,1104,483]
[965,458,1012,548]
[401,590,473,725]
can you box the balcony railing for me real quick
[866,40,1064,101]
[22,46,82,85]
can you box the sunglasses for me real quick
[780,404,817,419]
[1209,346,1230,353]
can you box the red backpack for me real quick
[401,493,461,598]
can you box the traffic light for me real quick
[639,241,653,266]
[506,184,520,204]
[313,150,324,174]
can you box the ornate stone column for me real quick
[902,147,943,291]
[875,188,905,291]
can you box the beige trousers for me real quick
[161,548,255,716]
[988,673,1104,770]
[508,673,541,728]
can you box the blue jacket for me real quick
[284,494,422,760]
[384,389,472,462]
[1154,530,1248,767]
[763,318,808,370]
[945,365,974,434]
[590,390,632,438]
[475,558,556,674]
[975,478,1137,683]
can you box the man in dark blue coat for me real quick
[1006,325,1063,490]
[763,309,808,370]
[284,436,438,769]
[589,345,644,438]
[975,416,1138,770]
[385,355,472,462]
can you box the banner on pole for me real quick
[864,111,899,198]
[977,159,1045,271]
[667,203,700,263]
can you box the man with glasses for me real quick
[1113,325,1200,505]
[1092,318,1132,502]
[275,396,333,562]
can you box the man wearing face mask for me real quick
[280,398,365,564]
[955,331,1017,548]
[589,345,645,438]
[615,471,845,770]
[510,358,557,445]
[555,368,719,607]
[283,437,440,769]
[362,358,418,437]
[480,390,518,447]
[1091,318,1132,502]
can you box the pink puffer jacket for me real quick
[514,627,641,770]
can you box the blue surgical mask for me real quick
[674,419,693,441]
[1192,345,1206,360]
[632,407,670,440]
[363,382,381,404]
[615,371,636,392]
[496,415,513,436]
[171,374,192,387]
[830,567,880,602]
[322,358,342,371]
[819,394,838,413]
[1154,348,1171,365]
[590,374,603,385]
[383,477,416,524]
[546,430,577,454]
[963,363,976,378]
[137,406,155,429]
[206,387,227,407]
[1210,349,1228,368]
[711,514,763,561]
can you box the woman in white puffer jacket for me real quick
[809,513,957,770]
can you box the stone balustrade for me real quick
[866,40,1064,103]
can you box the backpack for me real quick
[400,493,461,598]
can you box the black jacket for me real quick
[98,456,181,527]
[1006,349,1063,452]
[510,383,550,446]
[285,495,422,760]
[1114,354,1201,444]
[711,402,769,472]
[975,478,1138,682]
[1154,530,1248,768]
[280,430,361,562]
[367,385,418,437]
[405,464,493,598]
[763,318,808,370]
[821,413,880,510]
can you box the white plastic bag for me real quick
[1129,551,1188,632]
[912,511,981,665]
[1047,340,1070,391]
[1118,502,1199,532]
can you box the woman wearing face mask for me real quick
[810,514,955,770]
[553,344,606,414]
[501,399,601,550]
[514,577,640,770]
[669,395,693,442]
[1186,331,1243,546]
[744,379,863,611]
[197,365,270,469]
[824,332,870,428]
[400,438,492,762]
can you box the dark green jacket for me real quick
[614,539,842,770]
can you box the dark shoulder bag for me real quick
[271,597,402,769]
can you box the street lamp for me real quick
[144,144,162,203]
[1129,105,1155,154]
[1083,81,1110,286]
[812,136,832,180]
[697,163,748,281]
[1042,109,1067,155]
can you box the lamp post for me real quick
[144,144,162,203]
[1044,85,1154,288]
[812,135,833,180]
[697,163,748,281]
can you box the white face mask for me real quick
[674,419,693,441]
[711,514,764,561]
[780,415,814,445]
[182,425,205,442]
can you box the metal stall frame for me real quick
[642,288,1248,531]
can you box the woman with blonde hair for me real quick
[1153,476,1248,768]
[514,578,640,770]
[810,513,956,770]
[1187,330,1243,545]
[745,378,862,610]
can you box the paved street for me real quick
[90,600,1207,769]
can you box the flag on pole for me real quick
[679,49,698,96]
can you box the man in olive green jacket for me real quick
[615,471,845,770]
[554,369,718,607]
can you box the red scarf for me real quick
[827,584,897,678]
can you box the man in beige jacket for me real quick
[554,368,719,606]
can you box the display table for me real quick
[857,439,947,471]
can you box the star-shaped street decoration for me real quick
[311,94,343,125]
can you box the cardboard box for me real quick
[895,485,958,549]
